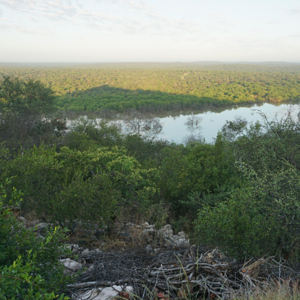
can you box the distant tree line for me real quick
[1,65,300,113]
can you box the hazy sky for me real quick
[0,0,300,62]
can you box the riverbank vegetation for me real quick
[1,63,300,113]
[1,75,300,298]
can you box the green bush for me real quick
[160,135,238,217]
[69,117,122,148]
[0,179,72,299]
[195,185,275,258]
[195,114,300,260]
[0,145,160,227]
[196,158,300,260]
[61,131,98,151]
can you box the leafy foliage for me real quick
[69,117,122,148]
[0,76,55,116]
[0,76,66,151]
[196,113,300,260]
[0,179,71,299]
[0,145,160,227]
[1,66,300,113]
[160,135,238,217]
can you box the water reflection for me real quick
[183,114,203,144]
[65,102,300,144]
[123,117,163,136]
[156,103,300,143]
[185,115,202,130]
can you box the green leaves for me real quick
[0,180,72,299]
[1,145,160,227]
[196,185,277,258]
[0,255,69,299]
[0,76,55,116]
[196,115,300,260]
[160,135,238,217]
[4,67,300,113]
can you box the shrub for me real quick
[160,134,238,218]
[0,179,72,299]
[196,159,300,260]
[195,114,300,260]
[0,145,160,228]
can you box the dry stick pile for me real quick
[68,247,300,300]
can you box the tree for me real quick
[160,134,237,219]
[196,111,300,260]
[0,76,64,150]
[0,178,72,299]
[0,76,55,116]
[0,145,160,228]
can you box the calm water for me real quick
[156,103,300,143]
[68,102,300,144]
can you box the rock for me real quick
[142,222,149,228]
[74,285,133,300]
[27,222,49,233]
[158,224,173,239]
[101,221,189,249]
[26,220,40,228]
[145,224,155,230]
[91,248,102,254]
[157,225,189,248]
[36,222,49,229]
[178,231,186,239]
[17,216,26,222]
[60,258,83,272]
[79,248,102,257]
[35,222,50,236]
[16,216,26,228]
[142,228,155,233]
[82,249,90,256]
[66,244,83,254]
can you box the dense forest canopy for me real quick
[1,63,300,113]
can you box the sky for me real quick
[0,0,300,62]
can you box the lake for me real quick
[67,102,300,144]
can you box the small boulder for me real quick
[60,258,83,272]
[157,225,189,248]
[26,219,40,228]
[75,285,133,300]
[17,216,26,222]
[82,249,90,256]
[142,222,149,228]
[65,244,83,254]
[158,224,173,239]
